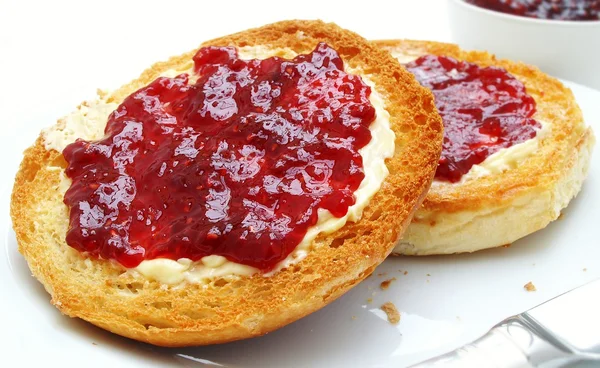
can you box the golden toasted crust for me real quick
[376,39,595,255]
[10,21,442,346]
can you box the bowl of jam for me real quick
[448,0,600,89]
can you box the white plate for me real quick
[1,79,598,367]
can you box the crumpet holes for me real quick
[213,278,230,288]
[138,319,176,330]
[369,208,383,221]
[329,232,357,248]
[150,301,172,309]
[22,162,41,182]
[49,155,67,168]
[414,114,428,126]
[126,282,144,294]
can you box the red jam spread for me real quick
[405,55,540,183]
[63,43,376,270]
[466,0,600,21]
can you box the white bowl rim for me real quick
[449,0,600,27]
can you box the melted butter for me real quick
[238,45,297,60]
[44,46,395,284]
[389,51,419,64]
[433,120,552,186]
[43,100,118,152]
[134,256,258,284]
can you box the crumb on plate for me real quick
[380,302,400,325]
[380,278,396,290]
[524,282,536,292]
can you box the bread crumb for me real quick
[583,268,587,272]
[367,298,373,304]
[524,282,536,292]
[403,271,408,275]
[97,89,107,99]
[377,272,387,277]
[380,302,400,324]
[380,278,396,290]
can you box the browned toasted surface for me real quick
[10,21,442,346]
[376,39,592,215]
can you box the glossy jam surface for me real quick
[466,0,600,20]
[405,55,539,182]
[63,43,375,270]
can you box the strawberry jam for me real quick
[405,55,539,183]
[62,43,376,270]
[466,0,600,21]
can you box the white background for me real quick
[1,1,599,367]
[0,0,451,175]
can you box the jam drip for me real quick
[405,55,540,183]
[63,43,375,270]
[466,0,600,21]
